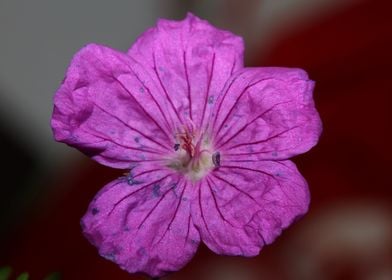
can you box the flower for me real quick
[51,13,322,277]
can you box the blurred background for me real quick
[0,0,391,279]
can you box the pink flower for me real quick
[51,13,321,277]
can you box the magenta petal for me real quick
[212,67,322,161]
[192,160,309,255]
[51,44,174,168]
[127,13,244,130]
[81,165,200,277]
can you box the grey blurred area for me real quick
[3,1,374,278]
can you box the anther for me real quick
[212,152,221,167]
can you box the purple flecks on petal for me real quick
[212,67,322,160]
[123,170,144,186]
[191,160,309,255]
[152,184,161,197]
[199,53,216,128]
[92,208,99,215]
[82,167,200,277]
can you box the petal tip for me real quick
[156,11,204,29]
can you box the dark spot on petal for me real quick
[174,143,180,151]
[138,154,146,160]
[124,171,143,186]
[208,95,214,104]
[139,87,145,93]
[134,136,140,143]
[92,208,99,215]
[137,247,146,257]
[171,184,179,197]
[153,184,161,197]
[128,177,142,186]
[272,151,278,157]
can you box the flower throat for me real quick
[166,126,219,181]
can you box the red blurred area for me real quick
[3,0,392,279]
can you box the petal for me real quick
[52,44,175,168]
[212,67,322,161]
[81,165,200,277]
[127,13,244,131]
[192,160,309,255]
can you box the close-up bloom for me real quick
[51,13,321,277]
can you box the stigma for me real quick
[166,126,219,181]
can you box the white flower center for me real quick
[166,127,219,181]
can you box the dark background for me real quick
[1,0,391,279]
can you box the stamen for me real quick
[168,127,217,181]
[180,133,194,157]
